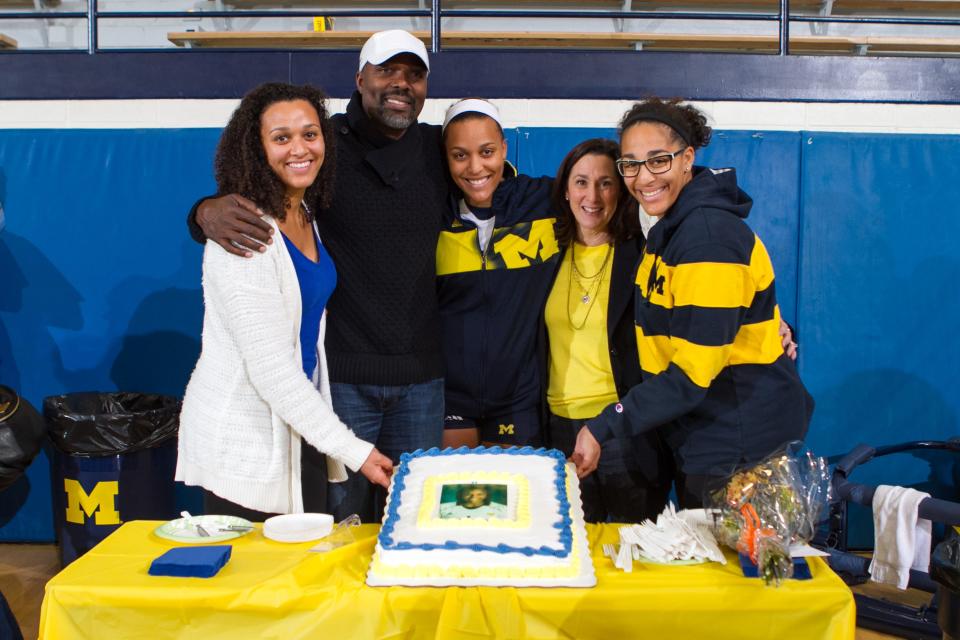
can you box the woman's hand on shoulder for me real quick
[359,448,394,488]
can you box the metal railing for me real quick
[2,0,960,55]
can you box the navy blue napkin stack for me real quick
[149,545,232,578]
[738,553,812,580]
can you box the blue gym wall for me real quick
[1,126,958,543]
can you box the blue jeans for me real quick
[327,378,444,523]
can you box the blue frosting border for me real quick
[378,446,574,557]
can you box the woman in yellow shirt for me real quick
[544,138,671,522]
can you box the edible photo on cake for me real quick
[438,483,509,520]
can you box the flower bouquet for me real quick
[708,444,831,585]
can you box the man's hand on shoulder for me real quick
[197,194,273,258]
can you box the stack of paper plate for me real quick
[263,513,334,543]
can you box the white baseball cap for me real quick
[358,30,430,73]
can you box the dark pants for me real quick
[444,405,542,447]
[202,442,328,520]
[326,378,444,523]
[675,471,726,510]
[549,413,669,523]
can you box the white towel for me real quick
[869,484,932,590]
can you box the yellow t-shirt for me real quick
[545,243,619,420]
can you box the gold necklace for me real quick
[570,242,611,303]
[566,243,611,330]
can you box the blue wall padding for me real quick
[0,127,957,542]
[798,132,960,545]
[0,129,216,541]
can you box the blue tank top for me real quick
[281,227,337,379]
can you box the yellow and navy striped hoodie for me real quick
[436,174,559,421]
[587,167,812,474]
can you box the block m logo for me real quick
[64,479,120,525]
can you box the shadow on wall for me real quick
[0,230,84,399]
[41,240,203,399]
[802,246,960,453]
[818,369,960,548]
[0,234,201,400]
[818,369,958,451]
[0,230,203,537]
[0,169,7,391]
[103,246,203,396]
[0,169,84,535]
[110,287,202,397]
[0,174,203,399]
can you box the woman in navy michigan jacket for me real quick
[436,99,559,449]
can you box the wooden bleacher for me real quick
[613,0,960,13]
[217,0,960,15]
[0,0,59,6]
[167,29,960,55]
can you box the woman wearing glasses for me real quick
[571,98,813,508]
[543,138,671,522]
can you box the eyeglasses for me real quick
[615,148,687,177]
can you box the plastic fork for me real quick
[180,510,211,537]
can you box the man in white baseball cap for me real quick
[355,29,430,137]
[188,30,448,523]
[358,28,430,73]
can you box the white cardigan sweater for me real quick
[176,217,373,514]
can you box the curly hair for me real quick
[551,138,640,248]
[214,82,335,222]
[617,97,712,150]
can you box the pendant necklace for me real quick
[567,242,612,329]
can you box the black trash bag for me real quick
[0,385,46,492]
[933,531,960,640]
[932,533,960,591]
[44,392,180,456]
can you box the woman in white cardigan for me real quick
[177,83,393,518]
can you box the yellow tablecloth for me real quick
[40,521,855,639]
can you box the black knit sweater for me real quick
[319,94,446,384]
[189,92,446,385]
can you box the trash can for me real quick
[45,392,180,566]
[932,533,960,640]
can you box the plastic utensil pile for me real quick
[603,504,727,572]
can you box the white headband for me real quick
[442,99,502,132]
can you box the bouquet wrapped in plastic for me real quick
[707,444,831,586]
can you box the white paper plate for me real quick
[263,513,334,543]
[154,515,253,544]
